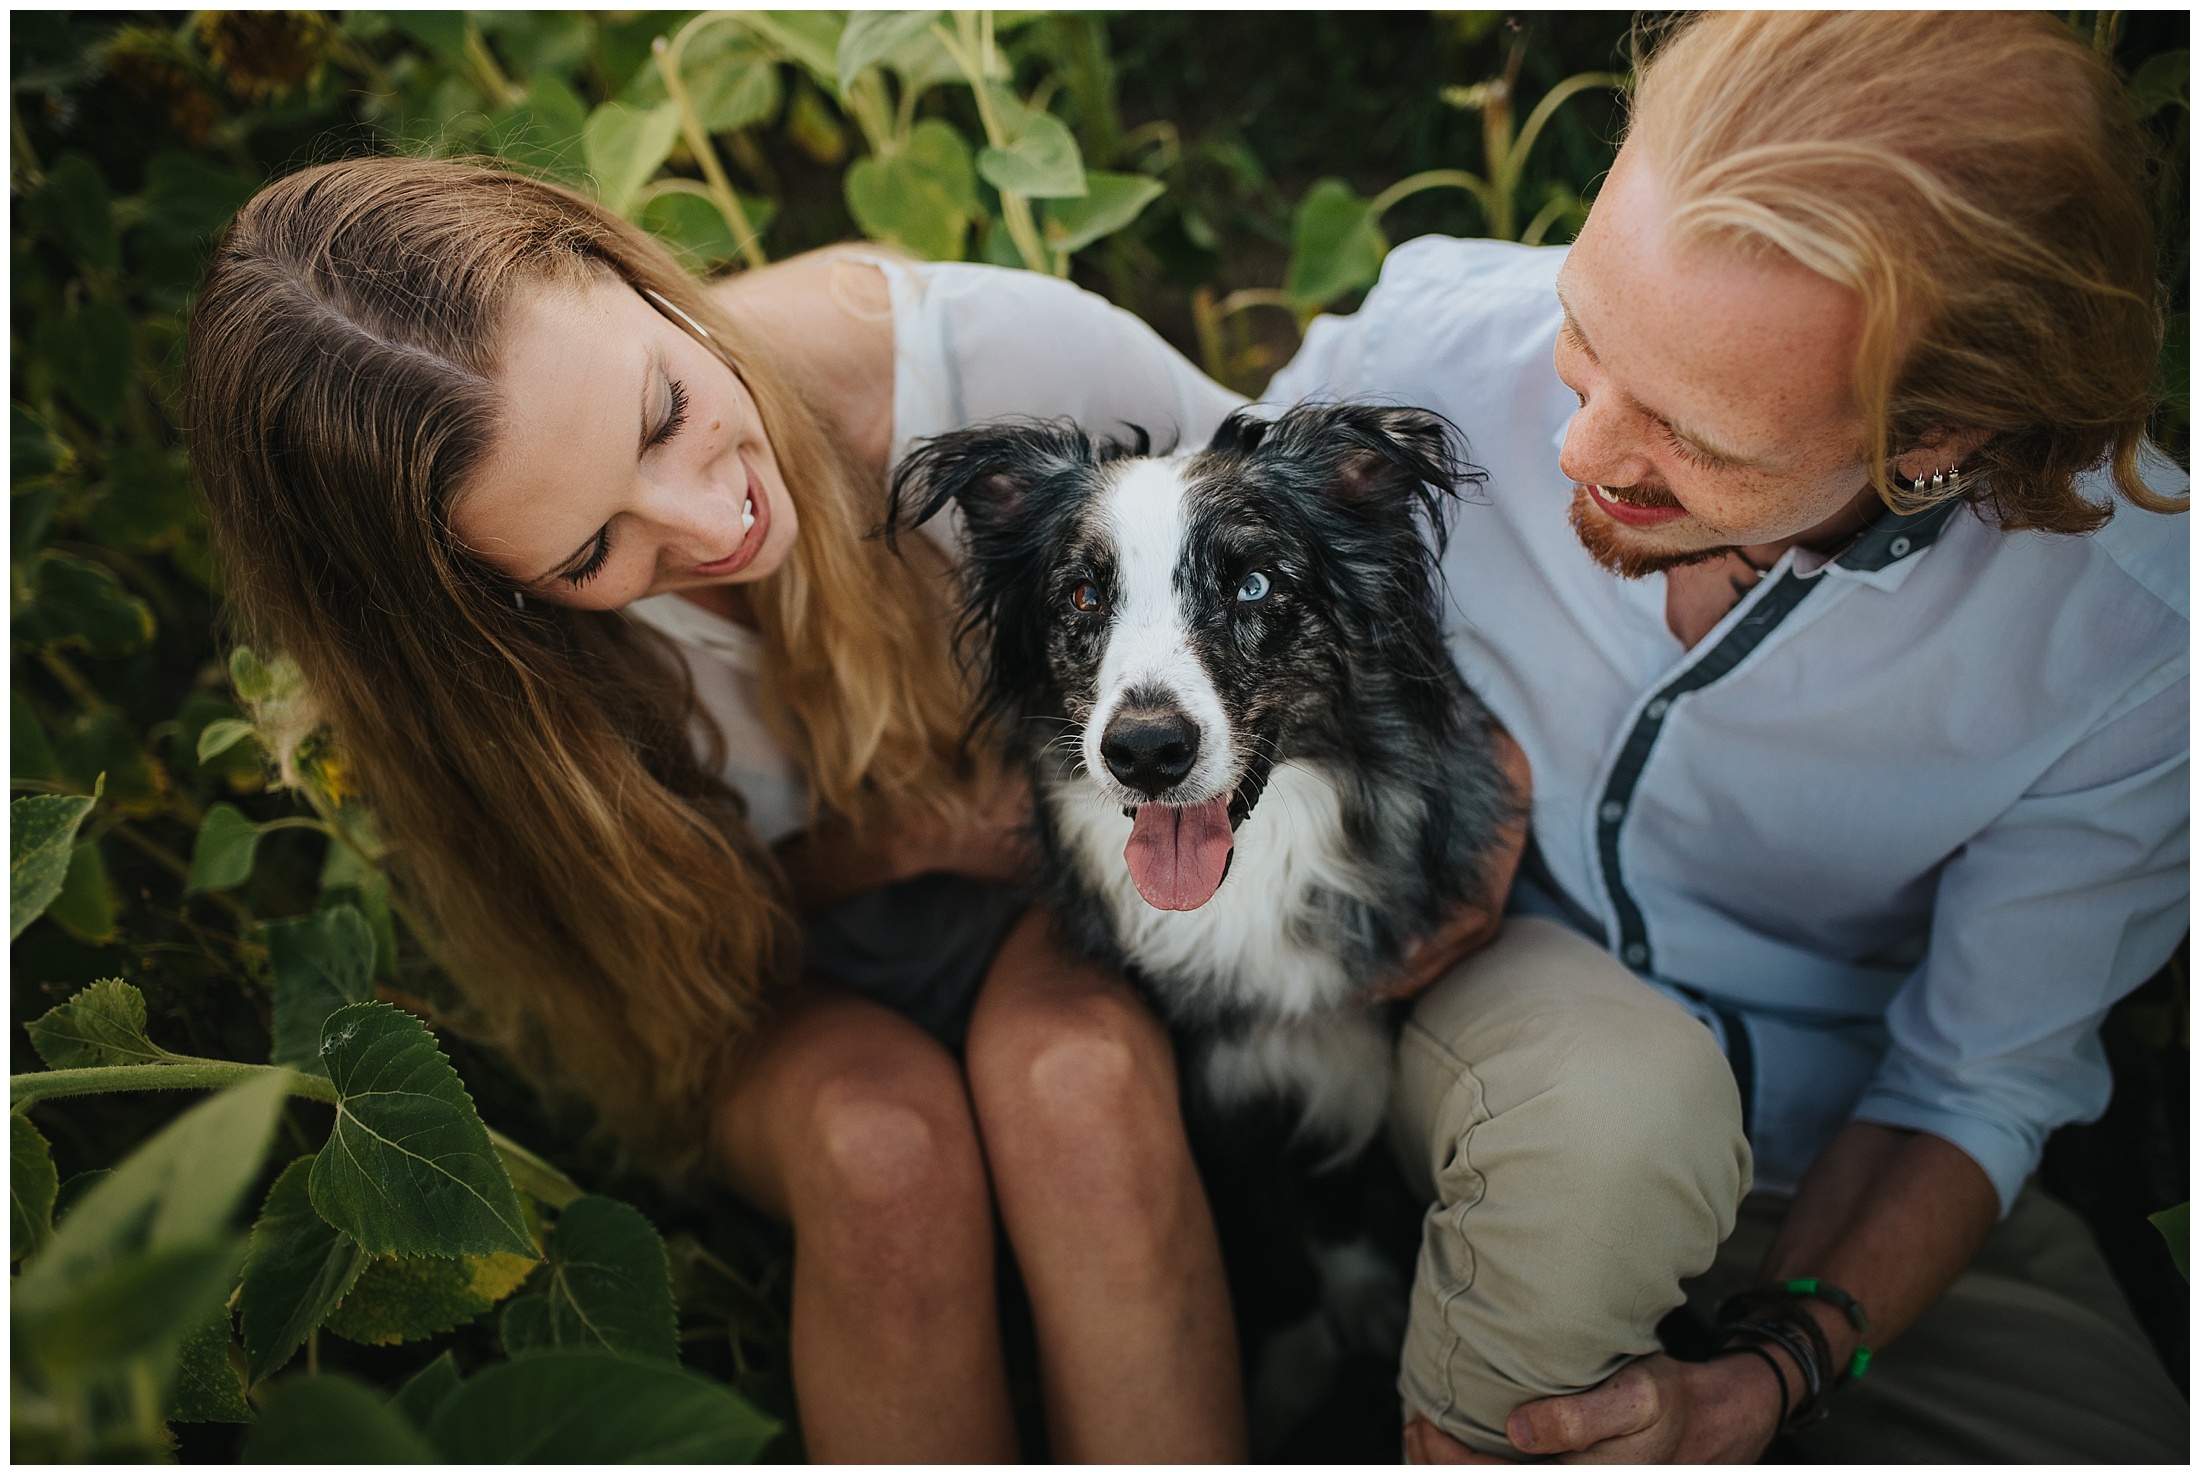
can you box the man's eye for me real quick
[1237,570,1272,603]
[1069,581,1103,614]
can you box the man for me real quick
[1264,12,2187,1461]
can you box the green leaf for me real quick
[239,1155,372,1382]
[484,74,590,180]
[227,646,293,704]
[24,152,119,271]
[582,100,684,216]
[309,1002,537,1259]
[243,1375,438,1463]
[25,978,168,1071]
[85,444,196,551]
[2130,49,2188,119]
[2150,1201,2188,1279]
[846,119,982,260]
[1286,177,1388,309]
[43,298,136,427]
[17,1238,245,1385]
[1043,170,1165,256]
[13,550,155,657]
[638,188,776,272]
[264,906,377,1073]
[391,1350,465,1430]
[11,788,98,940]
[168,1308,251,1423]
[140,150,259,241]
[836,9,942,96]
[13,692,60,782]
[691,52,783,135]
[188,802,263,894]
[324,1247,538,1345]
[752,10,845,89]
[976,109,1088,199]
[197,717,257,765]
[46,841,116,944]
[428,1348,781,1462]
[16,1072,289,1297]
[13,1111,59,1262]
[501,1195,678,1362]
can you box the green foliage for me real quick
[244,1374,440,1463]
[501,1194,680,1362]
[26,976,174,1069]
[2149,1201,2188,1279]
[238,1156,371,1382]
[427,1349,782,1462]
[262,906,376,1073]
[12,1111,59,1262]
[10,786,98,939]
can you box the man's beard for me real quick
[1566,484,1734,580]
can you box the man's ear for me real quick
[1892,426,1995,485]
[884,419,1094,550]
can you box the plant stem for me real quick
[937,13,1054,274]
[654,25,769,271]
[1368,169,1492,225]
[11,1059,335,1109]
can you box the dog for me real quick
[889,402,1516,1163]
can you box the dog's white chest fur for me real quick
[1049,761,1396,1156]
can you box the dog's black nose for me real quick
[1102,713,1199,796]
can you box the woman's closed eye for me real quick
[560,525,612,587]
[646,376,690,452]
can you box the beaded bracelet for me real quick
[1723,1280,1875,1383]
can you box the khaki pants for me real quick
[1391,916,2188,1462]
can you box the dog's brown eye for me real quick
[1069,581,1103,614]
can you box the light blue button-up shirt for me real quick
[1266,236,2189,1209]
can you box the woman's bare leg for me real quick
[964,911,1247,1462]
[712,987,1017,1462]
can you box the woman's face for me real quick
[451,275,799,610]
[1552,142,1876,575]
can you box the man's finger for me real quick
[1508,1364,1663,1453]
[1403,1416,1511,1464]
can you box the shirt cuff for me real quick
[1848,1088,2041,1217]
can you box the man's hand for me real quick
[1365,724,1532,1004]
[1402,1352,1784,1464]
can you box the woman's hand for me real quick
[776,769,1036,911]
[1402,1352,1783,1464]
[887,768,1036,885]
[1365,724,1533,1004]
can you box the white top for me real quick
[1265,235,2190,1209]
[626,257,1245,845]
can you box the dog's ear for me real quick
[884,419,1095,551]
[1254,404,1479,548]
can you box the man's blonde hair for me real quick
[1630,11,2178,532]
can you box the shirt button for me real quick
[1623,942,1648,967]
[1645,698,1671,720]
[1889,535,1912,558]
[1599,800,1625,824]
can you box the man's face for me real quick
[1553,143,1873,577]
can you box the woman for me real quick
[184,156,1249,1460]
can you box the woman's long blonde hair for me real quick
[1631,11,2179,532]
[185,156,969,1165]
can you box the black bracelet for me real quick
[1722,1281,1874,1384]
[1721,1318,1829,1432]
[1710,1343,1790,1433]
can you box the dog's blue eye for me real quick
[1237,570,1272,603]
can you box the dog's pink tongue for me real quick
[1125,799,1235,911]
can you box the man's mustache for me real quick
[1587,480,1684,511]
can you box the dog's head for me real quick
[890,403,1473,910]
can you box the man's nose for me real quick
[1558,395,1655,490]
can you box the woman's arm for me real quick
[774,770,1035,912]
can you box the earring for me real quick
[1902,465,1968,500]
[513,590,526,610]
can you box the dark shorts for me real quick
[801,872,1028,1051]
